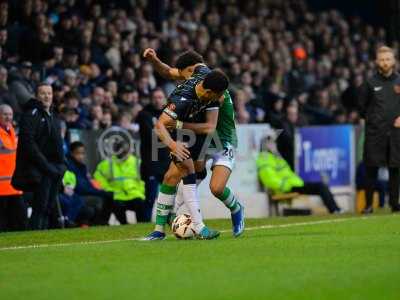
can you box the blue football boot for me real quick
[231,203,245,237]
[142,231,166,241]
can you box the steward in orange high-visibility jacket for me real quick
[0,104,27,231]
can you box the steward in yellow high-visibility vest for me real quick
[94,155,145,201]
[256,133,341,214]
[94,146,146,223]
[256,151,304,194]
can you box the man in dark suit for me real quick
[12,83,66,229]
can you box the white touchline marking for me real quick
[0,215,394,252]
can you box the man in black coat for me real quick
[136,88,170,221]
[12,83,66,229]
[358,46,400,213]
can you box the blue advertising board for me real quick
[295,125,354,187]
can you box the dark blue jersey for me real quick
[163,65,219,121]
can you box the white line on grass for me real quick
[0,215,390,252]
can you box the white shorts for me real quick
[206,145,236,171]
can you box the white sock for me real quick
[182,183,205,233]
[174,179,203,214]
[174,182,185,214]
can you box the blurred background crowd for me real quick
[0,0,392,130]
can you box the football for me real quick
[171,214,195,239]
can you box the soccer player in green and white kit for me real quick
[143,48,244,236]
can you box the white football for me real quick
[171,214,195,239]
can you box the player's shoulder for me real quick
[205,100,220,110]
[193,64,210,73]
[192,64,211,77]
[168,92,192,105]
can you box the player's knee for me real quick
[210,181,224,197]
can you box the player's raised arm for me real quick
[155,112,190,161]
[143,48,184,80]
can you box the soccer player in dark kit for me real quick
[143,68,229,240]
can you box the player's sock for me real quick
[173,181,185,214]
[174,178,203,214]
[218,187,241,213]
[155,184,176,232]
[181,173,205,233]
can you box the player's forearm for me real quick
[149,56,174,79]
[182,122,216,134]
[155,121,176,149]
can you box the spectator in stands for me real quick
[136,88,170,221]
[116,85,136,110]
[12,83,66,230]
[94,140,146,224]
[0,104,27,231]
[66,141,113,225]
[0,66,19,115]
[276,103,306,170]
[257,132,342,214]
[62,91,90,129]
[0,0,390,128]
[9,62,35,109]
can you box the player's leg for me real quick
[143,162,182,240]
[176,159,219,239]
[173,160,206,216]
[209,149,245,237]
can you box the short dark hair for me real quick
[70,141,85,153]
[202,69,229,93]
[64,91,80,100]
[36,82,52,94]
[175,50,204,70]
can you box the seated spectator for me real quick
[116,84,137,110]
[94,140,146,224]
[256,132,342,214]
[59,170,95,227]
[0,66,19,115]
[89,104,103,130]
[66,141,113,225]
[99,109,113,129]
[8,62,35,109]
[333,108,348,124]
[62,91,91,129]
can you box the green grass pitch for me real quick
[0,214,399,300]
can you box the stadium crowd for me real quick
[0,0,395,230]
[0,0,391,128]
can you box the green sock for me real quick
[155,184,177,232]
[218,187,241,213]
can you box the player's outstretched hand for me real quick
[143,48,157,60]
[171,141,190,161]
